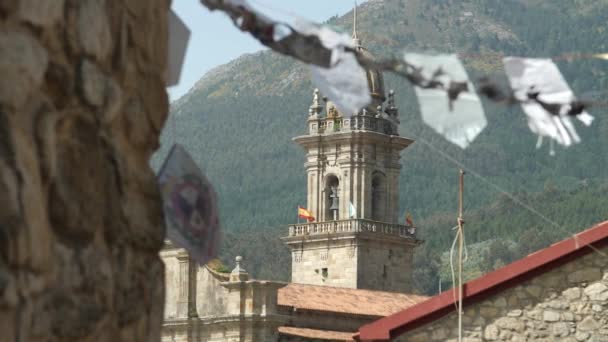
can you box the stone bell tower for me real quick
[282,17,422,293]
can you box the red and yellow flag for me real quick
[298,206,315,222]
[406,212,414,227]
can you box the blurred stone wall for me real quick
[0,0,169,340]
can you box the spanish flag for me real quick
[298,206,315,222]
[406,212,414,227]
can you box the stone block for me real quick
[584,282,608,301]
[484,324,499,340]
[577,316,601,331]
[479,306,499,317]
[507,309,522,317]
[525,285,543,298]
[18,0,64,27]
[495,317,524,332]
[568,268,602,284]
[563,287,582,300]
[78,0,112,61]
[552,322,571,337]
[0,30,48,109]
[543,310,560,322]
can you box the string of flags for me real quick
[163,2,605,258]
[194,0,605,154]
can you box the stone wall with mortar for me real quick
[0,0,169,340]
[397,246,608,342]
[288,233,416,293]
[289,235,359,288]
[162,250,290,341]
[357,236,415,293]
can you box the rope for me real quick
[416,137,608,259]
[449,225,460,311]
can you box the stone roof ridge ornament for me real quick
[388,89,396,109]
[230,255,250,281]
[309,88,323,117]
[352,1,361,48]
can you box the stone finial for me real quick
[388,89,396,108]
[309,88,323,117]
[230,255,249,282]
[375,105,382,118]
[385,89,399,126]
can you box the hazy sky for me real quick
[167,0,366,102]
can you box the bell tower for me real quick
[282,14,422,293]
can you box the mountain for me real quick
[152,0,608,294]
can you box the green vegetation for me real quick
[152,0,608,294]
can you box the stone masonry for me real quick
[162,247,290,342]
[398,246,608,342]
[0,1,170,341]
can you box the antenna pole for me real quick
[457,169,465,342]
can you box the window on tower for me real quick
[372,172,386,221]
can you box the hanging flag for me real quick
[349,202,356,219]
[157,144,221,265]
[403,53,487,149]
[405,212,414,227]
[298,206,315,222]
[167,10,190,86]
[503,57,594,149]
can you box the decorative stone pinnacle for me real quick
[388,89,396,109]
[230,255,249,282]
[309,88,323,117]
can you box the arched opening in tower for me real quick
[371,172,386,222]
[325,175,340,221]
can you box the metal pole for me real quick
[457,169,465,342]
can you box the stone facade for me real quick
[161,246,290,342]
[0,1,169,340]
[397,246,608,342]
[296,115,410,224]
[284,226,418,292]
[285,82,420,293]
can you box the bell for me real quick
[329,186,339,209]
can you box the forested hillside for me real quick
[152,0,608,294]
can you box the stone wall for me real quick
[288,233,416,293]
[0,0,169,340]
[290,236,359,288]
[357,236,415,293]
[162,250,290,341]
[398,246,608,342]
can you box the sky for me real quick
[167,0,366,102]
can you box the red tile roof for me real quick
[277,283,428,317]
[357,220,608,341]
[278,326,355,341]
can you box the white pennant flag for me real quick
[503,57,594,149]
[294,19,371,116]
[404,53,487,149]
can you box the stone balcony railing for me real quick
[312,115,397,135]
[287,218,416,239]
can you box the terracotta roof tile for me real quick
[277,283,428,317]
[358,220,608,341]
[278,326,355,341]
